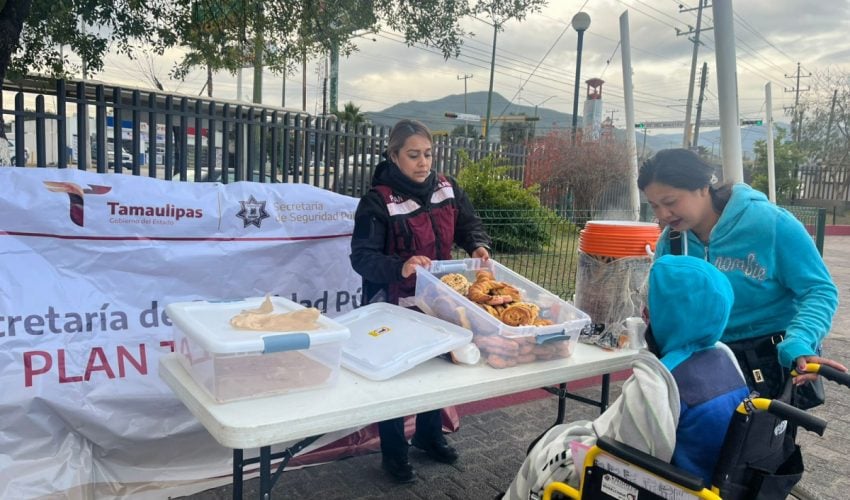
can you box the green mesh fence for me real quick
[453,204,826,301]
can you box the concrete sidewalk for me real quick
[182,236,850,500]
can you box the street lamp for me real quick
[570,12,591,144]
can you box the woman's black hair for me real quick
[637,148,732,213]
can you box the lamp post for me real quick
[570,12,591,145]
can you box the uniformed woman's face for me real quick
[391,134,433,183]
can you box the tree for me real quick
[525,130,632,222]
[747,127,804,203]
[168,0,547,96]
[0,0,173,143]
[0,0,547,141]
[334,101,366,125]
[451,124,479,138]
[500,117,533,145]
[797,68,850,201]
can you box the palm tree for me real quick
[334,101,366,126]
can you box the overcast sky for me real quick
[87,0,849,140]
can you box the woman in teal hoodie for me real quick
[638,148,845,398]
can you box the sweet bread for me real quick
[440,273,471,295]
[500,302,541,326]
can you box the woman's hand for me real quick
[402,255,431,278]
[471,246,490,261]
[793,355,849,385]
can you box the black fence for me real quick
[1,76,526,194]
[2,77,830,300]
[796,165,850,203]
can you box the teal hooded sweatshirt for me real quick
[654,183,838,369]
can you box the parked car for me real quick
[8,139,30,165]
[91,143,132,169]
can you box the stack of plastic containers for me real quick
[575,221,660,349]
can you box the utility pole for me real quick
[784,62,810,143]
[766,82,776,202]
[322,54,328,116]
[712,0,743,183]
[692,62,709,148]
[458,73,473,137]
[824,89,839,156]
[251,1,263,104]
[330,43,339,114]
[619,10,639,220]
[302,50,307,112]
[484,22,499,141]
[678,0,711,148]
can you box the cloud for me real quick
[62,0,845,128]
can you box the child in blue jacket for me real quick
[503,255,749,498]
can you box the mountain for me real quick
[638,122,789,159]
[365,91,784,158]
[364,91,573,137]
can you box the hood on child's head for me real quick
[647,255,734,367]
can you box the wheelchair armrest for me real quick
[596,436,706,492]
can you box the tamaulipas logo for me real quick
[236,195,270,228]
[43,181,111,227]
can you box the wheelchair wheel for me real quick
[787,482,818,500]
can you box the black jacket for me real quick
[349,159,490,304]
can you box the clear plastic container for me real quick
[166,297,350,403]
[415,259,590,368]
[336,302,473,380]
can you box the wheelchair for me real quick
[542,363,850,500]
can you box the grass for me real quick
[453,224,582,300]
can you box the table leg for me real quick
[233,449,243,500]
[555,382,568,424]
[259,446,272,499]
[600,373,611,413]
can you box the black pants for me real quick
[378,409,443,459]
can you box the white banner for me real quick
[0,168,361,499]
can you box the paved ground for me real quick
[181,236,850,500]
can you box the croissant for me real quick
[467,279,501,303]
[475,269,495,282]
[491,283,521,303]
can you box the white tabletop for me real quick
[159,344,638,449]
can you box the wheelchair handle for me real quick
[791,363,850,389]
[740,398,826,436]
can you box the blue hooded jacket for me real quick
[654,183,838,369]
[648,255,750,484]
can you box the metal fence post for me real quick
[816,207,826,256]
[56,80,67,168]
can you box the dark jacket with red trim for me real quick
[350,159,491,305]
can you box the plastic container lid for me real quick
[336,302,473,381]
[165,297,350,355]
